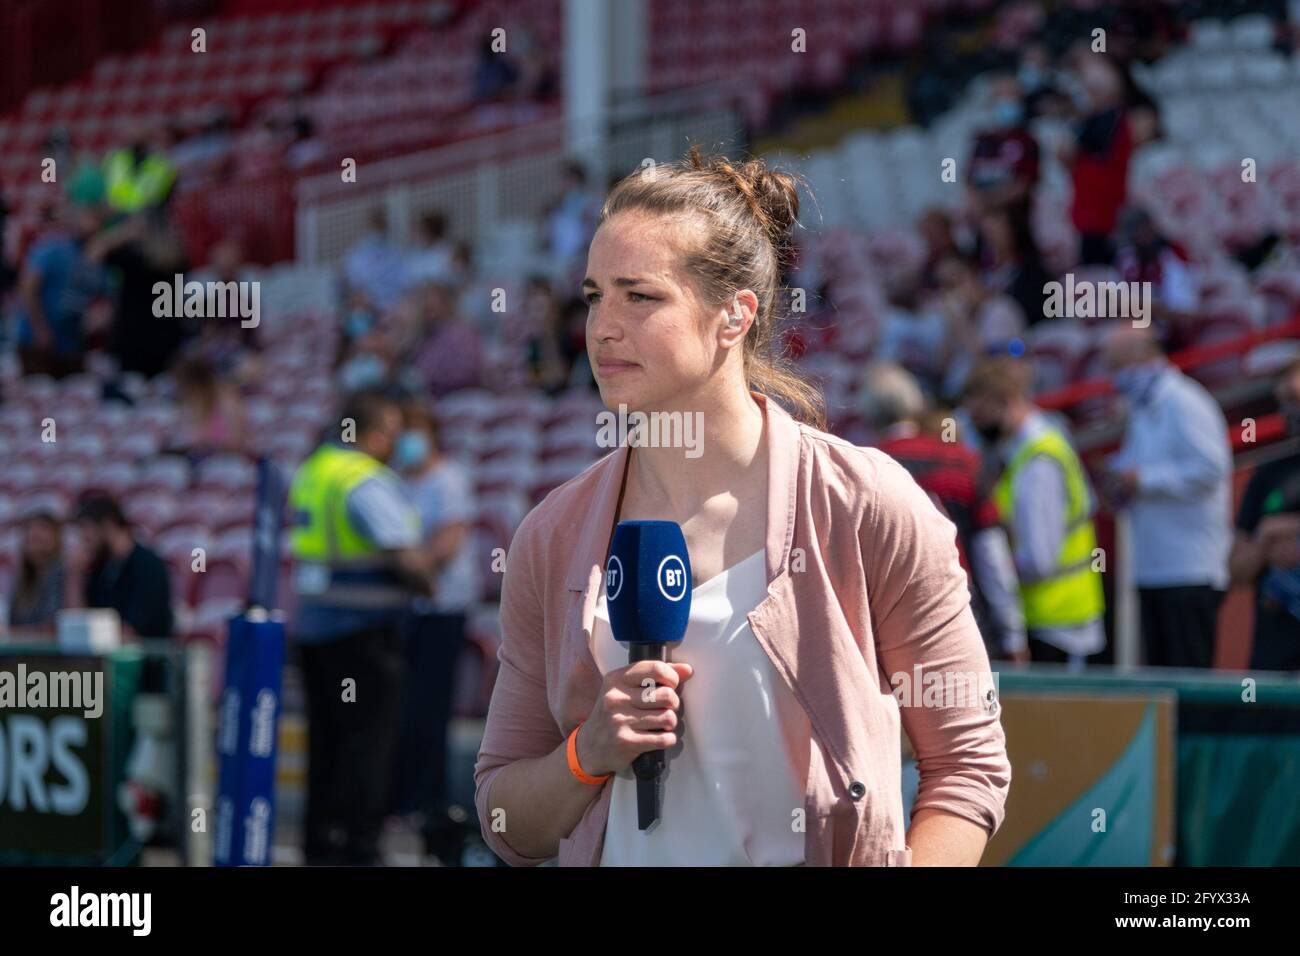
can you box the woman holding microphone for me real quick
[475,148,1010,866]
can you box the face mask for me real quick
[1017,65,1044,92]
[392,430,430,471]
[976,421,1005,445]
[346,310,375,338]
[994,99,1024,128]
[1112,361,1164,404]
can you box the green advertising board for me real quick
[0,647,143,865]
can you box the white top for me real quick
[1109,367,1232,589]
[591,548,811,866]
[1000,411,1106,657]
[405,460,480,613]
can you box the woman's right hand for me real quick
[575,660,694,778]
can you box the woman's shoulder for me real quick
[795,421,941,520]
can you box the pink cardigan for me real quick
[474,392,1011,865]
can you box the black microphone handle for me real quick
[628,642,668,830]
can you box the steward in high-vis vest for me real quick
[287,388,434,865]
[992,425,1105,626]
[962,357,1106,666]
[102,143,177,214]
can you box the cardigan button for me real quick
[848,780,866,799]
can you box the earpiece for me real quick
[726,295,743,329]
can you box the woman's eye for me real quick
[629,292,654,302]
[585,291,600,305]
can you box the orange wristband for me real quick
[567,721,611,785]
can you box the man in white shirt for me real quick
[1101,327,1232,668]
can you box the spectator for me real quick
[1016,43,1059,120]
[341,208,407,314]
[975,204,1052,328]
[388,400,478,858]
[471,35,520,102]
[558,295,595,389]
[966,73,1040,215]
[874,272,954,396]
[405,211,455,288]
[184,237,261,377]
[1113,206,1199,330]
[336,330,393,392]
[172,356,247,458]
[544,161,600,266]
[933,250,1026,395]
[412,282,483,397]
[961,357,1106,667]
[13,199,108,378]
[91,207,190,378]
[917,207,962,290]
[1101,328,1232,668]
[5,511,72,636]
[74,494,174,638]
[859,362,1027,663]
[445,240,497,338]
[1060,57,1143,265]
[514,26,557,100]
[522,276,570,392]
[1229,357,1300,672]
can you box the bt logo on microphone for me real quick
[657,555,688,602]
[605,556,623,600]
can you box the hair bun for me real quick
[688,146,800,257]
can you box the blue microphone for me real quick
[605,520,691,830]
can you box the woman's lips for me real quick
[597,361,639,376]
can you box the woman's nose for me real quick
[587,303,622,341]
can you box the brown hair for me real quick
[598,145,826,429]
[963,356,1034,403]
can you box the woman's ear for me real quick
[718,290,758,350]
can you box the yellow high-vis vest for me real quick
[288,443,412,609]
[102,148,177,213]
[992,426,1105,629]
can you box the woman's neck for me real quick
[627,383,765,517]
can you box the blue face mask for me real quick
[346,310,375,338]
[994,99,1024,128]
[1018,65,1044,92]
[392,429,430,471]
[1112,361,1164,404]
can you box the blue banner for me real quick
[213,613,285,867]
[248,457,287,612]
